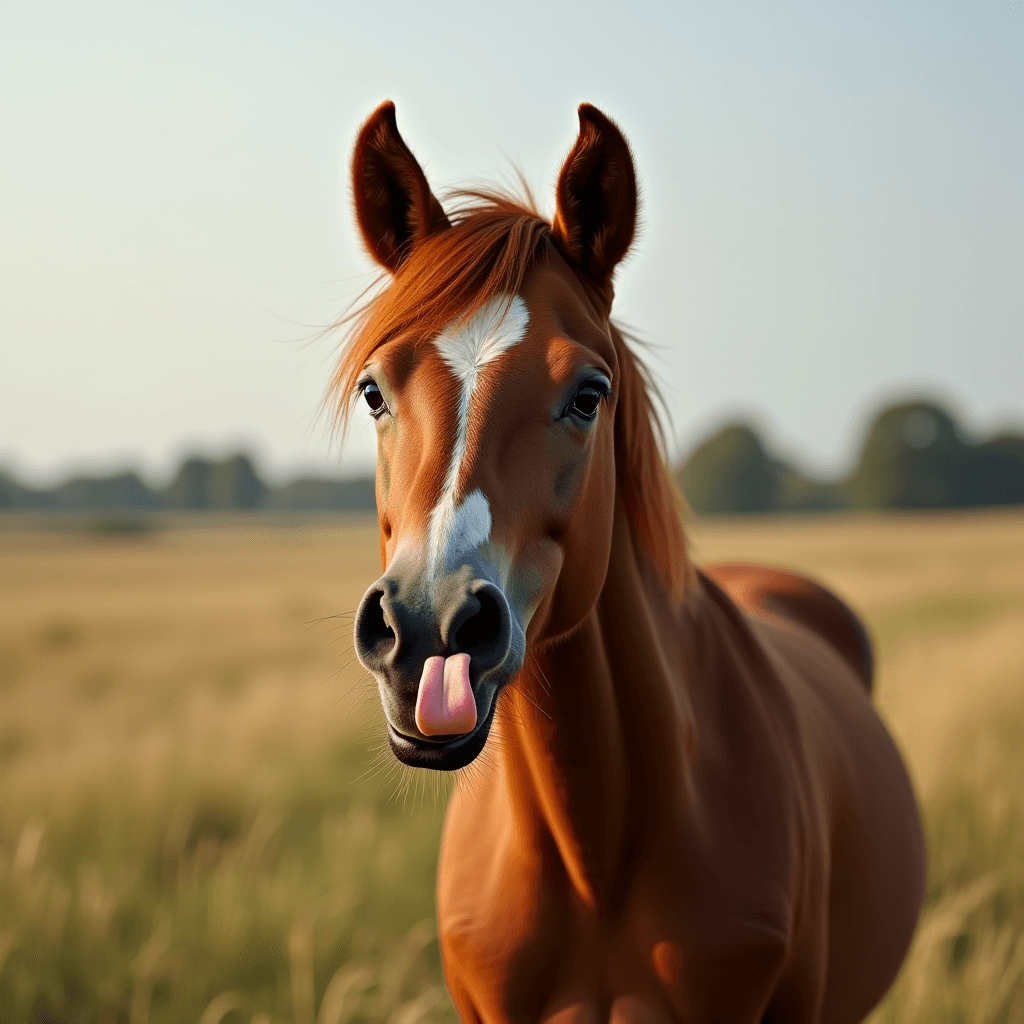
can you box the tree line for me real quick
[677,399,1024,514]
[0,455,376,513]
[2,399,1021,516]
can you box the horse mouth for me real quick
[386,697,499,771]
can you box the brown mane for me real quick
[330,190,691,602]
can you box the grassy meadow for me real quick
[0,510,1022,1023]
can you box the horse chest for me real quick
[439,837,791,1024]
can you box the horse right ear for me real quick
[351,101,451,274]
[551,104,638,305]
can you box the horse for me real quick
[338,100,926,1024]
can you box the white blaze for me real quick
[428,295,529,570]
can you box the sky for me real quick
[2,1,1022,486]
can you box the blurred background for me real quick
[1,2,1022,1022]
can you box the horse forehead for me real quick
[432,295,531,385]
[427,293,606,402]
[427,294,535,472]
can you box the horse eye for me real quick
[570,386,602,420]
[362,382,386,414]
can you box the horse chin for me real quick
[386,696,500,771]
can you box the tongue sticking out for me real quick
[415,653,477,737]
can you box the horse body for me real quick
[438,507,923,1023]
[340,100,925,1022]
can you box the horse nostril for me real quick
[354,587,396,669]
[451,586,509,669]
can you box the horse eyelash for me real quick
[356,376,390,419]
[562,376,612,419]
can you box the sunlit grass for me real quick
[0,510,1020,1022]
[0,683,457,1023]
[869,707,1024,1024]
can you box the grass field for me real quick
[0,510,1021,1023]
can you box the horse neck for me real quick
[497,496,698,912]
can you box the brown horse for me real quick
[339,101,925,1024]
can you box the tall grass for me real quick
[0,512,1020,1022]
[869,708,1024,1024]
[0,731,457,1022]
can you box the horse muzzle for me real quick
[353,566,517,769]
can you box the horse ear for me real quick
[551,104,638,301]
[351,101,451,273]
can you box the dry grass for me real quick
[0,509,1021,1022]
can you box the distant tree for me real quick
[844,401,1024,509]
[162,455,266,510]
[0,471,55,509]
[676,423,840,514]
[164,458,213,509]
[53,472,161,510]
[959,433,1024,507]
[677,423,782,514]
[209,455,265,510]
[269,476,377,512]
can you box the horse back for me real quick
[702,562,874,693]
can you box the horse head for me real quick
[341,101,655,770]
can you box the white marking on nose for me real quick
[441,488,492,566]
[428,295,529,570]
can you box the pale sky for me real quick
[2,1,1022,486]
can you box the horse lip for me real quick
[385,697,492,749]
[387,722,454,746]
[385,695,501,770]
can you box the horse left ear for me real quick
[551,104,638,302]
[351,101,451,273]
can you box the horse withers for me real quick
[338,101,926,1024]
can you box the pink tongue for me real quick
[415,653,477,737]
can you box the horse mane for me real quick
[329,189,692,603]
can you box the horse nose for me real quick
[353,577,512,683]
[353,581,400,676]
[443,582,512,675]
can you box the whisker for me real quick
[320,624,357,638]
[303,611,358,630]
[528,652,554,695]
[355,745,399,785]
[329,652,363,675]
[510,680,552,721]
[334,669,375,708]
